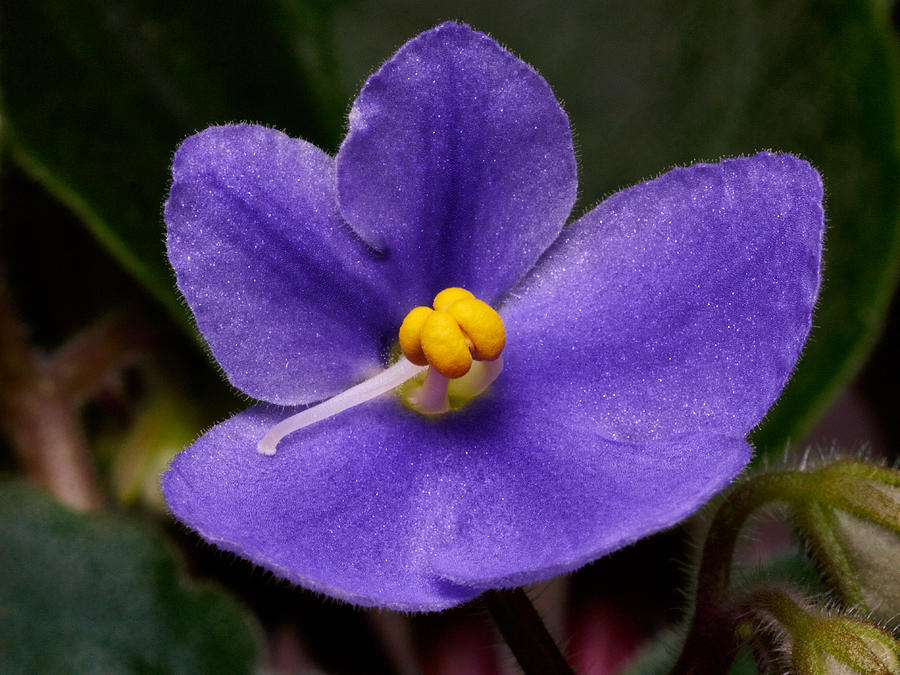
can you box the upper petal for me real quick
[166,124,398,405]
[336,22,577,308]
[500,152,824,442]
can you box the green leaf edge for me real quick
[2,121,192,333]
[751,0,900,453]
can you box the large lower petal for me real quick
[166,125,397,405]
[162,395,749,611]
[499,153,824,443]
[336,22,577,307]
[429,430,750,590]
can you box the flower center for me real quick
[397,287,506,416]
[399,287,505,377]
[257,287,505,455]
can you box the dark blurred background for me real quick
[1,2,899,673]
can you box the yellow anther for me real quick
[398,287,505,380]
[432,287,474,312]
[421,311,473,378]
[445,297,505,361]
[398,306,433,366]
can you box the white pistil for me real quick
[408,356,504,414]
[409,368,451,414]
[257,357,426,456]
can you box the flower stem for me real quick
[0,267,153,510]
[740,586,812,636]
[0,271,102,509]
[482,587,574,675]
[48,309,155,404]
[671,470,807,674]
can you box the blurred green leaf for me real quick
[104,371,224,513]
[618,627,759,675]
[331,0,900,453]
[0,482,260,673]
[0,0,346,329]
[108,385,204,512]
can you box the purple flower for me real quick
[162,22,824,611]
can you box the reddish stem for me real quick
[0,270,153,510]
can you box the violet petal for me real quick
[428,431,751,589]
[336,22,577,307]
[499,152,824,443]
[162,396,749,610]
[163,401,479,611]
[166,124,397,405]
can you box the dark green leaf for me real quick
[0,482,260,674]
[331,0,900,452]
[0,0,347,328]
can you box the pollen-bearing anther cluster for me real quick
[398,287,506,379]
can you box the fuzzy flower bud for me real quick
[792,460,900,622]
[747,588,900,675]
[793,616,900,675]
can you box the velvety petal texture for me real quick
[162,397,751,610]
[500,152,823,443]
[163,23,825,612]
[167,125,396,404]
[337,22,577,306]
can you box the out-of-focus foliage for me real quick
[0,482,260,673]
[106,380,207,512]
[0,0,347,329]
[1,0,898,454]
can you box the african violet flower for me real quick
[162,22,824,611]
